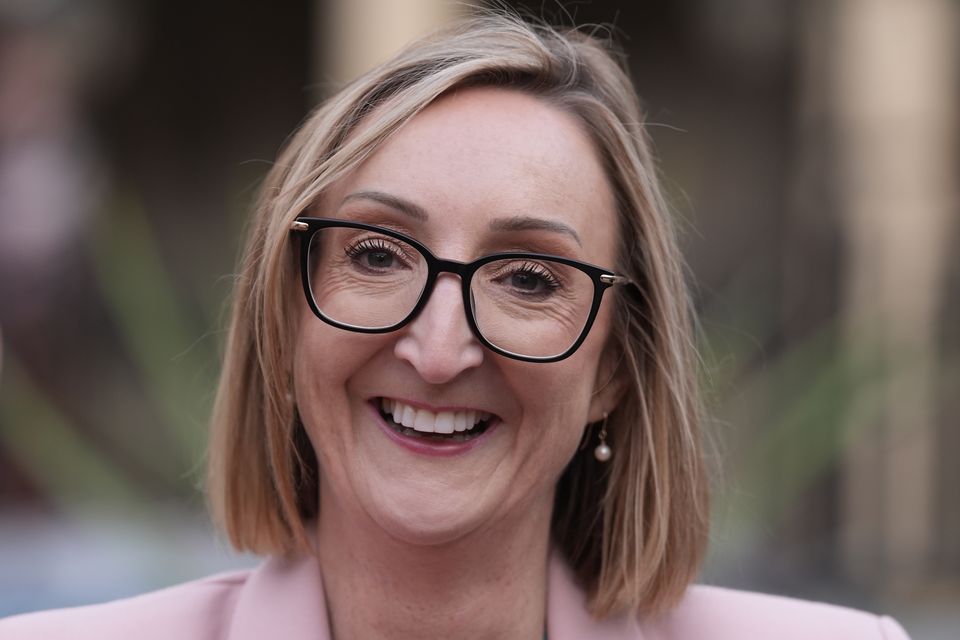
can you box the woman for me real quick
[1,13,910,640]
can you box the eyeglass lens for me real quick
[307,227,595,359]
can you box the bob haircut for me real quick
[207,12,708,619]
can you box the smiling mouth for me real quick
[377,398,495,442]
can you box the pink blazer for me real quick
[0,550,911,639]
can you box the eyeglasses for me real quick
[290,217,632,363]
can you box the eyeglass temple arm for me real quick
[291,220,309,232]
[600,274,632,286]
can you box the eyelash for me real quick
[503,261,562,290]
[344,237,410,262]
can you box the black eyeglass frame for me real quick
[290,217,632,363]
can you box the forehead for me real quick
[327,87,618,261]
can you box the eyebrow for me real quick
[488,216,582,246]
[341,190,582,246]
[341,190,428,221]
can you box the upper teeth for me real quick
[381,398,491,434]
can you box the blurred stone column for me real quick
[316,0,471,89]
[833,0,958,588]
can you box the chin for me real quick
[361,484,489,547]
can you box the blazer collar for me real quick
[227,548,642,640]
[227,552,331,640]
[546,549,644,640]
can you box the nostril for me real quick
[393,321,484,384]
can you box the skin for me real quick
[293,87,624,639]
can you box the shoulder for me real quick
[548,552,908,640]
[0,569,252,640]
[639,585,911,640]
[0,553,331,640]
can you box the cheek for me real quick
[524,313,615,439]
[506,367,594,509]
[292,321,366,454]
[294,326,341,400]
[511,344,606,457]
[294,299,377,394]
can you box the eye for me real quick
[494,260,562,297]
[344,237,411,272]
[510,271,544,291]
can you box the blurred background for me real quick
[0,0,957,635]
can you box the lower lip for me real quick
[369,401,498,457]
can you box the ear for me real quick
[587,338,628,423]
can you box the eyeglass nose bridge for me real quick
[402,255,484,344]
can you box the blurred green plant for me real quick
[88,192,219,476]
[0,356,144,509]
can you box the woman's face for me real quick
[294,87,622,545]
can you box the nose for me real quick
[393,275,484,384]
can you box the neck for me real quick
[315,488,553,640]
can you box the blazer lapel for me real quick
[227,553,332,640]
[547,550,644,640]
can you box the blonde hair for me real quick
[207,12,708,619]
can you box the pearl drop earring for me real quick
[594,412,612,462]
